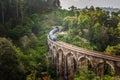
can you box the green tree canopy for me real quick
[0,38,25,80]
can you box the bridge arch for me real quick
[66,52,77,63]
[78,56,93,67]
[57,49,64,63]
[106,61,115,72]
[96,61,115,77]
[66,52,77,79]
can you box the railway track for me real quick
[48,27,120,62]
[48,38,120,61]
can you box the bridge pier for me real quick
[64,56,68,80]
[96,63,104,77]
[67,56,74,80]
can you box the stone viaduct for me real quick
[47,36,120,80]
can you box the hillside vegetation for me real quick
[0,0,120,80]
[58,6,120,80]
[59,6,120,54]
[0,0,68,80]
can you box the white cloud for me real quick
[73,0,80,2]
[60,0,120,9]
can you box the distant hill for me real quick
[101,7,120,12]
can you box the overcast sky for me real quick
[60,0,120,9]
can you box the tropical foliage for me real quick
[0,0,120,80]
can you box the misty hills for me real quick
[101,7,120,12]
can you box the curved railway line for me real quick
[48,37,120,61]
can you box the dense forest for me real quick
[0,0,62,80]
[58,6,120,80]
[59,6,120,54]
[0,0,120,80]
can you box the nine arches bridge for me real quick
[47,28,120,80]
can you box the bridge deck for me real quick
[48,37,120,62]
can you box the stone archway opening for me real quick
[79,57,86,66]
[96,62,115,77]
[78,56,93,70]
[65,53,77,80]
[73,58,77,72]
[104,62,115,76]
[77,56,93,79]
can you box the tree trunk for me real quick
[1,2,5,25]
[16,0,19,18]
[20,0,23,24]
